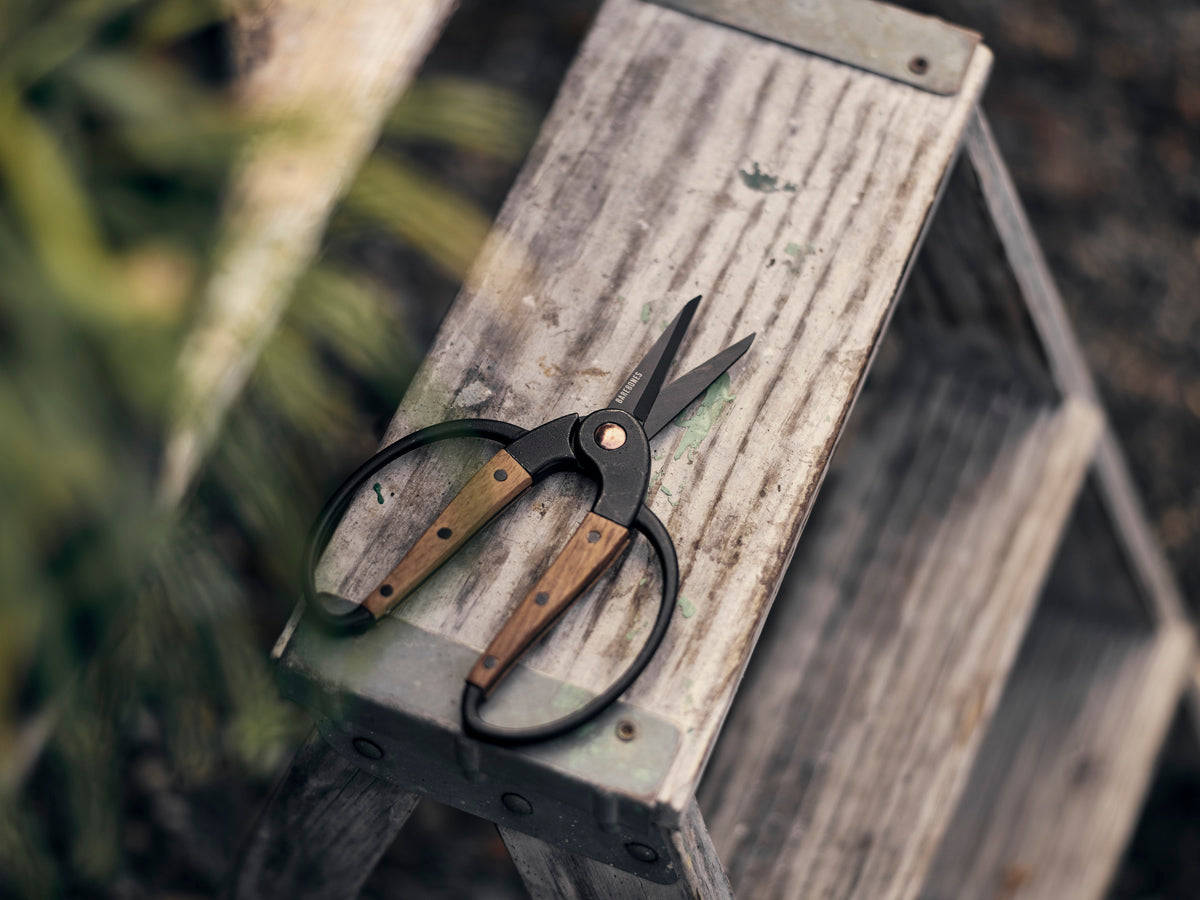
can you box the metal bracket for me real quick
[647,0,981,95]
[277,611,685,883]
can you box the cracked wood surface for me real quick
[306,0,993,815]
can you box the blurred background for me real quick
[0,0,1195,897]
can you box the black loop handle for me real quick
[303,419,679,745]
[303,419,526,633]
[461,504,678,745]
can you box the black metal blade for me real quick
[610,296,701,423]
[641,332,755,439]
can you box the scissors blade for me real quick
[641,332,755,439]
[610,296,701,423]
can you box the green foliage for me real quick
[0,1,537,896]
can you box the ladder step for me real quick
[698,352,1101,899]
[920,477,1194,900]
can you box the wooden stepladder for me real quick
[229,1,1197,897]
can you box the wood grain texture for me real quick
[228,730,419,900]
[308,0,994,816]
[501,797,733,899]
[468,512,630,693]
[365,450,532,619]
[160,0,458,503]
[696,353,1101,900]
[962,112,1189,628]
[920,614,1192,900]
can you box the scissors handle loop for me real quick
[462,503,677,745]
[302,418,679,745]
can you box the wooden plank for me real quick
[500,798,733,899]
[960,111,1189,628]
[920,616,1192,900]
[229,731,420,900]
[695,349,1101,900]
[160,0,458,503]
[298,0,994,830]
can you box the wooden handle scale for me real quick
[466,511,630,695]
[362,449,532,620]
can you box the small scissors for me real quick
[303,296,753,744]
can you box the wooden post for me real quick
[228,732,420,900]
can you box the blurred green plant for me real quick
[0,1,537,896]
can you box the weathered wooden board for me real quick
[500,799,733,899]
[695,347,1101,899]
[960,112,1189,628]
[293,0,994,827]
[920,613,1192,900]
[229,731,420,900]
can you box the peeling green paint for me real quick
[677,596,696,618]
[373,483,384,504]
[739,162,797,193]
[660,485,681,507]
[673,372,737,461]
[640,301,652,323]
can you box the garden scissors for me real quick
[303,296,753,744]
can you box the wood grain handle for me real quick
[467,511,630,695]
[362,449,532,620]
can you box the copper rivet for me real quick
[595,422,627,450]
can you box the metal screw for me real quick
[625,842,658,863]
[483,655,498,669]
[615,720,637,742]
[595,422,627,450]
[587,530,601,543]
[352,737,384,760]
[494,469,508,482]
[502,793,533,815]
[535,592,549,606]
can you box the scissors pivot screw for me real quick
[595,422,627,450]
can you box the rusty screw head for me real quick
[595,422,627,450]
[615,719,637,742]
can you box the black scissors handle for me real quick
[302,418,678,745]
